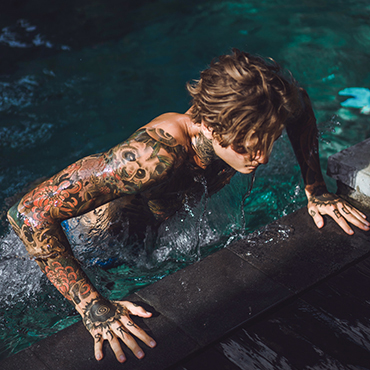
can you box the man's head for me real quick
[187,49,301,160]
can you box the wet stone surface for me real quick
[228,207,370,293]
[136,248,291,347]
[0,346,50,370]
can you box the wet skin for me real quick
[7,89,370,364]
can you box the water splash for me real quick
[0,227,43,307]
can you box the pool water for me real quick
[1,0,370,360]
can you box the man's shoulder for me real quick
[142,112,192,147]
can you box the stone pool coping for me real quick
[2,205,370,370]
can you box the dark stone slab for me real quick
[215,294,370,370]
[18,294,198,370]
[136,248,291,347]
[28,318,97,370]
[169,346,241,370]
[0,346,50,370]
[228,207,370,293]
[340,257,370,303]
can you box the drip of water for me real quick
[240,171,256,237]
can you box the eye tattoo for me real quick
[135,169,146,179]
[124,152,136,161]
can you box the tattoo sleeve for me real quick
[7,128,185,311]
[285,88,328,197]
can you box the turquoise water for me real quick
[1,0,370,360]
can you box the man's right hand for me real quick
[82,298,156,363]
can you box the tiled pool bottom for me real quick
[2,206,370,370]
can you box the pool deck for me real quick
[1,205,370,370]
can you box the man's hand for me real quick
[82,298,156,363]
[307,192,370,235]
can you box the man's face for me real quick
[200,122,282,174]
[212,138,269,174]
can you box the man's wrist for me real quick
[305,183,328,198]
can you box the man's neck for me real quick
[191,131,216,168]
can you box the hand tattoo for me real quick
[83,298,128,331]
[309,193,340,207]
[310,210,316,217]
[94,333,103,343]
[117,325,130,340]
[333,209,341,219]
[127,321,138,329]
[107,330,114,341]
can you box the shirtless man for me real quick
[7,49,370,363]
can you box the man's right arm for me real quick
[7,127,185,362]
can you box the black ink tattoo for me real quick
[127,321,138,329]
[117,325,129,339]
[342,207,350,215]
[333,209,341,219]
[83,298,128,331]
[192,131,215,167]
[309,193,340,207]
[310,210,316,217]
[94,333,103,343]
[107,330,114,341]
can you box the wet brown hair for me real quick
[187,48,301,155]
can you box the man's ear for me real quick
[200,121,214,140]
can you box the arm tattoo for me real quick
[7,127,185,308]
[43,257,93,304]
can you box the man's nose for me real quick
[253,150,269,165]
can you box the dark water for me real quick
[0,0,370,360]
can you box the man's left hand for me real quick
[307,192,370,235]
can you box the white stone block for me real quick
[327,138,370,198]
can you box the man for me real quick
[7,49,369,363]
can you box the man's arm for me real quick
[7,128,184,362]
[285,88,369,234]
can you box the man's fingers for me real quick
[330,209,354,235]
[339,205,370,231]
[113,323,145,359]
[115,302,157,350]
[308,207,324,228]
[94,333,104,361]
[106,332,127,363]
[120,301,153,318]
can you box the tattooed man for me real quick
[7,49,370,363]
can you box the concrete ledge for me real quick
[327,138,370,207]
[1,206,369,370]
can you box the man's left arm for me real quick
[285,87,369,234]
